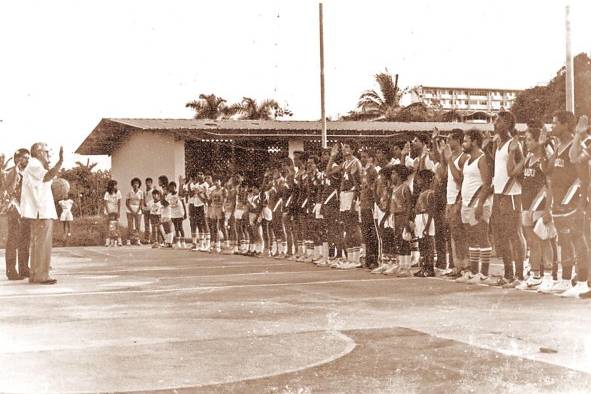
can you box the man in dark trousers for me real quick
[4,148,31,280]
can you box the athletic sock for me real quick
[469,247,479,274]
[322,242,329,260]
[480,247,492,276]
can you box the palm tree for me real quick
[185,94,236,120]
[235,97,292,120]
[356,70,403,120]
[74,158,98,172]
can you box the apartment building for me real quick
[410,86,521,112]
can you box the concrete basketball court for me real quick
[1,246,591,393]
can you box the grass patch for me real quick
[0,215,120,248]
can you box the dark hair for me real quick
[379,166,393,180]
[464,129,483,148]
[13,148,30,162]
[361,148,376,158]
[552,110,576,130]
[497,111,516,132]
[152,189,161,197]
[392,141,405,151]
[308,155,320,165]
[526,128,541,142]
[450,128,464,143]
[416,169,434,186]
[107,180,118,194]
[158,175,169,186]
[68,192,76,199]
[527,118,543,130]
[281,156,293,167]
[168,181,177,189]
[341,139,359,154]
[415,134,430,146]
[131,177,142,187]
[392,164,410,181]
[145,177,153,183]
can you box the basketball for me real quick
[52,178,70,201]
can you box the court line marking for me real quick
[53,263,298,275]
[0,277,409,300]
[0,331,357,394]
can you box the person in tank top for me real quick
[455,129,493,285]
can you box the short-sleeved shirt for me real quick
[59,199,74,213]
[126,189,144,214]
[189,182,208,206]
[166,193,185,218]
[150,201,162,216]
[144,187,154,210]
[20,157,57,220]
[161,203,172,221]
[104,190,122,214]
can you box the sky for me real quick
[1,0,590,169]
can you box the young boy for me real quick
[167,181,187,249]
[413,170,436,277]
[150,190,163,248]
[385,165,414,277]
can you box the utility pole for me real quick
[319,2,327,149]
[565,4,575,113]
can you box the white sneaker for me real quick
[559,281,590,298]
[547,279,572,294]
[435,268,452,277]
[455,271,473,283]
[537,277,558,294]
[383,264,400,275]
[467,273,487,284]
[516,276,542,291]
[126,240,131,246]
[371,264,388,274]
[315,258,329,267]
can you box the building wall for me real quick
[111,131,187,237]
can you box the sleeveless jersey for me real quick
[550,140,582,210]
[446,152,465,204]
[493,139,521,195]
[210,187,225,209]
[521,153,547,211]
[461,154,491,207]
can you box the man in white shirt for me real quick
[20,143,63,285]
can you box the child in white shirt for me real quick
[58,193,75,244]
[104,180,122,246]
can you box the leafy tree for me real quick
[234,97,293,120]
[60,161,111,216]
[512,52,591,123]
[185,94,236,120]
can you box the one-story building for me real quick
[76,118,528,234]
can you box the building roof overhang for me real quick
[76,118,528,156]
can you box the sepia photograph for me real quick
[1,0,591,392]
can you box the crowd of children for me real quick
[103,109,591,299]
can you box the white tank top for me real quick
[446,152,464,204]
[493,139,521,195]
[461,154,491,207]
